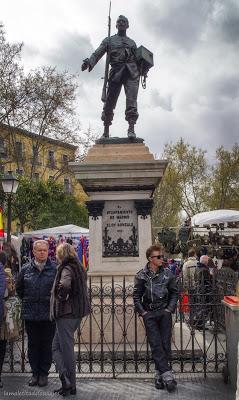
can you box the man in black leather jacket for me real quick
[133,244,178,392]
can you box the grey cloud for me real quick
[211,0,239,44]
[210,75,239,100]
[46,32,104,80]
[190,72,239,112]
[200,107,239,147]
[137,86,238,160]
[140,0,214,52]
[151,89,173,111]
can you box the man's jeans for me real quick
[143,309,172,375]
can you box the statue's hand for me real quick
[81,58,90,71]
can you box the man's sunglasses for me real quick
[150,255,164,259]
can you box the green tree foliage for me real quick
[152,139,239,229]
[152,138,208,228]
[206,144,239,210]
[34,183,88,229]
[10,177,88,232]
[152,168,182,230]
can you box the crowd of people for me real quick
[0,241,238,395]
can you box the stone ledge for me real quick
[86,154,154,162]
[95,136,144,144]
[84,141,154,162]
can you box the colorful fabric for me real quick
[0,207,4,238]
[21,235,90,270]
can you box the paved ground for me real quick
[0,374,236,400]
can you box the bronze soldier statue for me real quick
[81,15,151,139]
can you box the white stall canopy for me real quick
[23,224,89,238]
[191,210,239,226]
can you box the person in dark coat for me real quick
[0,252,6,389]
[16,240,56,387]
[192,255,212,330]
[50,243,90,397]
[133,244,178,393]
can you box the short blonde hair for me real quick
[33,240,49,250]
[146,244,164,260]
[56,243,77,263]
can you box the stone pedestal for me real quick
[70,138,167,276]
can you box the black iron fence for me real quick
[3,270,238,378]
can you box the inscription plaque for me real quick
[102,200,139,257]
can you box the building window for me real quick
[62,154,68,163]
[16,168,23,176]
[16,141,23,160]
[48,150,55,167]
[64,178,71,193]
[0,138,7,158]
[8,170,13,175]
[34,173,39,181]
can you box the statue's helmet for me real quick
[116,15,129,29]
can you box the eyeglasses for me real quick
[150,255,164,259]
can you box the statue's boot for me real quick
[128,122,136,139]
[101,124,109,139]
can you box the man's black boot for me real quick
[127,122,136,139]
[165,379,177,393]
[28,374,38,386]
[59,373,72,396]
[162,371,177,393]
[154,375,165,390]
[54,387,76,396]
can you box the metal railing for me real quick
[3,271,238,378]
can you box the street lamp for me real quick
[1,174,19,243]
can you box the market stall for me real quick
[188,210,239,265]
[21,224,89,269]
[191,209,239,226]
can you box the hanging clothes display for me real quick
[20,234,89,270]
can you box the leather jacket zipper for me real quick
[150,277,153,303]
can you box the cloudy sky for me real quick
[1,0,239,160]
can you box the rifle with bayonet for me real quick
[101,1,111,103]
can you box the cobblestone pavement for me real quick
[0,374,235,400]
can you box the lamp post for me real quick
[1,174,19,243]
